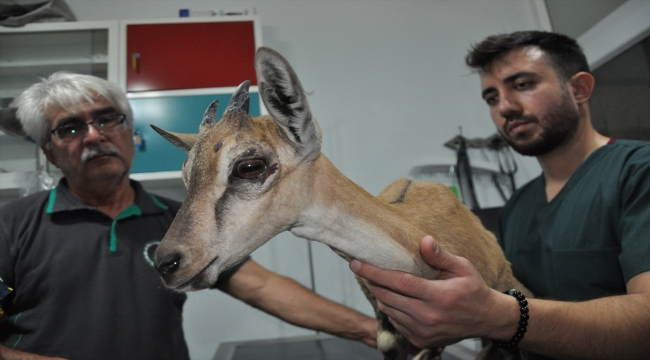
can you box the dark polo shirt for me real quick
[0,179,244,360]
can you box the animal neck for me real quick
[289,155,438,278]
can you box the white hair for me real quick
[14,72,133,146]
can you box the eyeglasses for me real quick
[50,113,128,144]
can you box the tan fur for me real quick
[158,115,528,359]
[299,154,528,294]
[153,48,530,360]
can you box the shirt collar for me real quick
[46,178,168,216]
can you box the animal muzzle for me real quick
[154,251,182,280]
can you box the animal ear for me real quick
[255,47,322,160]
[150,124,198,152]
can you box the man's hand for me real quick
[350,235,507,348]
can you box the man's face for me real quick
[43,96,135,185]
[479,46,580,156]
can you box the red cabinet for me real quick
[124,19,258,92]
[121,17,263,175]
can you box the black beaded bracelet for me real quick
[492,289,529,349]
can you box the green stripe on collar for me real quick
[45,188,57,214]
[148,193,169,210]
[109,203,142,252]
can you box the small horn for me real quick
[201,100,219,127]
[225,80,251,115]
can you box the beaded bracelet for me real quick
[492,289,529,349]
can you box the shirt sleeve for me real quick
[618,147,650,282]
[0,206,15,292]
[0,277,12,324]
[0,207,15,325]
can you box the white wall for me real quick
[578,0,650,70]
[64,1,545,359]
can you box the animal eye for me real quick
[235,159,266,179]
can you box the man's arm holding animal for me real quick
[351,235,650,360]
[218,259,377,347]
[0,345,66,360]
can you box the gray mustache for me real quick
[81,146,121,164]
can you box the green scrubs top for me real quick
[498,139,650,359]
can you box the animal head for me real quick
[152,47,322,291]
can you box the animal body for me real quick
[152,47,530,360]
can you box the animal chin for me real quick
[167,256,220,292]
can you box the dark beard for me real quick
[501,91,580,156]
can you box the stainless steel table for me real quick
[213,334,470,360]
[214,334,381,360]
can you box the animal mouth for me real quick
[168,255,220,291]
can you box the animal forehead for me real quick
[206,115,280,143]
[197,116,279,154]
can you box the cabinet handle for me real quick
[131,53,140,73]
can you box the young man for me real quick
[351,31,650,359]
[0,72,376,360]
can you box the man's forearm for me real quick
[351,238,650,359]
[221,260,377,346]
[256,273,376,345]
[0,345,65,360]
[513,293,650,359]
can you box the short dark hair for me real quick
[466,31,590,81]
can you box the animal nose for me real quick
[156,253,182,278]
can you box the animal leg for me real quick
[412,349,431,360]
[355,274,409,360]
